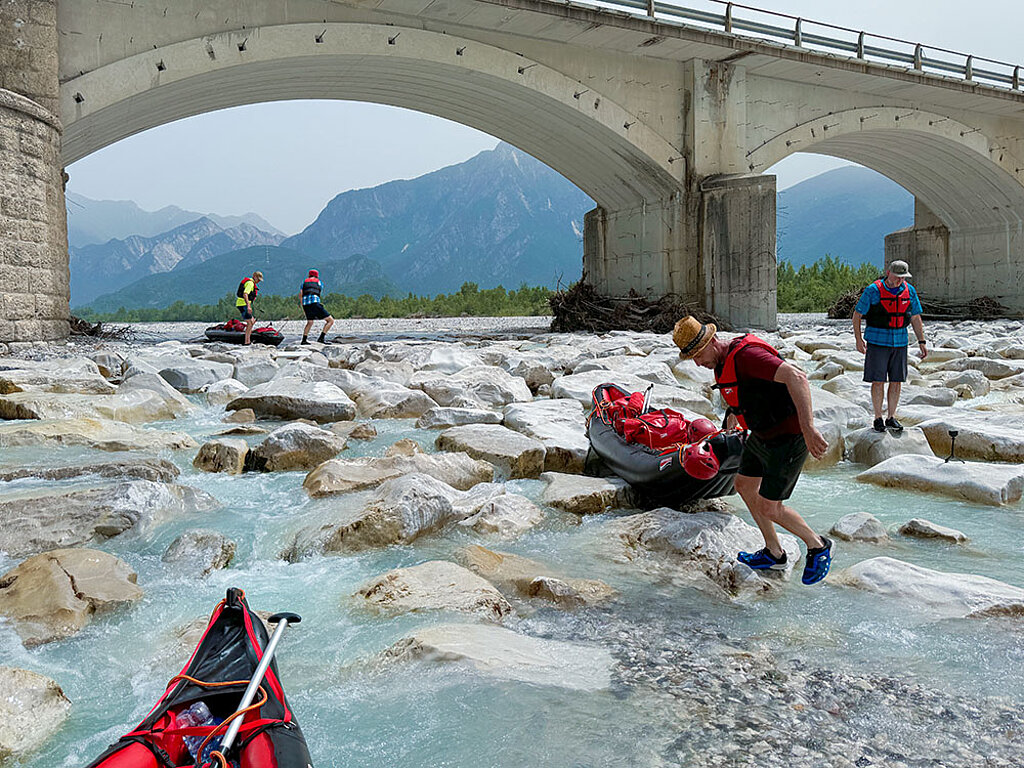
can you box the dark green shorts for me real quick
[738,432,808,501]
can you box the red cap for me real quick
[309,269,318,278]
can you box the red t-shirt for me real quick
[719,343,802,438]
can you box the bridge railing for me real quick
[577,0,1021,92]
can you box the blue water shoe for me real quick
[802,537,833,585]
[737,547,788,571]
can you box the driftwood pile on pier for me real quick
[827,291,1012,321]
[548,282,727,334]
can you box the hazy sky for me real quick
[66,0,1019,235]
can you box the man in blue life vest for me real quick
[235,270,263,345]
[674,316,833,585]
[300,269,334,344]
[852,260,928,434]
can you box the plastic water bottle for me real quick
[178,701,224,764]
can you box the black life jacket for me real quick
[714,334,797,434]
[865,279,911,329]
[237,277,258,301]
[301,278,322,298]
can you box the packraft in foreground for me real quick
[204,320,285,347]
[85,588,312,768]
[587,383,745,506]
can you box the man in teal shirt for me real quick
[852,260,928,433]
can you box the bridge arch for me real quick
[60,23,684,211]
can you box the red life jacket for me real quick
[714,334,795,432]
[865,279,911,329]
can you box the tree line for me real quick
[76,258,880,322]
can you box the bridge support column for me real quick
[886,200,1024,315]
[0,0,69,344]
[582,174,776,330]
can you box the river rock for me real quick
[0,549,143,646]
[836,556,1024,618]
[0,418,197,452]
[829,511,889,543]
[0,389,183,424]
[223,407,256,423]
[503,399,589,473]
[436,424,545,479]
[162,529,236,576]
[117,373,195,417]
[811,387,870,429]
[0,480,220,558]
[524,576,617,609]
[285,473,466,557]
[233,358,279,388]
[898,518,969,543]
[933,369,991,398]
[609,506,801,598]
[410,366,532,409]
[379,623,613,691]
[355,560,512,620]
[0,458,178,484]
[354,384,437,419]
[0,366,115,395]
[0,667,72,761]
[226,378,356,423]
[845,426,934,467]
[937,357,1024,380]
[193,438,249,474]
[353,359,416,386]
[856,454,1024,505]
[416,407,503,429]
[250,423,346,471]
[417,347,485,374]
[205,378,249,406]
[303,452,493,497]
[540,472,633,514]
[329,421,377,440]
[914,412,1024,463]
[384,438,421,458]
[803,421,844,471]
[459,494,545,537]
[158,360,234,393]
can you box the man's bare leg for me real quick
[244,317,255,344]
[887,381,902,418]
[871,382,885,419]
[734,473,824,555]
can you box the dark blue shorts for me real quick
[302,302,331,321]
[738,432,808,501]
[237,305,253,320]
[863,343,908,383]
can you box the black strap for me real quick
[236,721,289,755]
[117,736,175,768]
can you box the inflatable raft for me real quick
[586,383,745,507]
[204,320,284,347]
[84,588,313,768]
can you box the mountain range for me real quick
[71,146,915,311]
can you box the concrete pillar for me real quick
[886,199,1024,313]
[0,0,69,344]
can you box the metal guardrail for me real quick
[572,0,1022,92]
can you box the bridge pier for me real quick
[0,0,69,344]
[886,200,1024,314]
[583,173,777,330]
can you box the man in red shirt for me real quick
[674,316,833,585]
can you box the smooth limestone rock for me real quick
[227,378,356,423]
[205,378,249,406]
[803,421,844,471]
[162,529,237,576]
[0,667,72,762]
[914,412,1024,463]
[410,366,533,409]
[0,418,197,452]
[436,424,546,479]
[836,556,1024,619]
[0,458,178,484]
[503,399,589,474]
[0,549,143,646]
[384,438,421,458]
[457,546,614,607]
[856,454,1024,506]
[829,511,889,543]
[898,518,969,543]
[540,472,633,514]
[117,373,195,417]
[355,560,512,621]
[0,481,220,559]
[158,360,235,393]
[0,389,183,424]
[416,407,503,429]
[354,384,437,419]
[379,623,613,691]
[232,358,279,388]
[609,507,801,599]
[329,421,378,440]
[459,494,545,537]
[845,426,934,467]
[303,452,493,497]
[223,407,256,423]
[250,423,346,472]
[193,438,249,475]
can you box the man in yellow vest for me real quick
[235,271,263,345]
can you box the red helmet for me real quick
[686,418,717,443]
[682,441,719,480]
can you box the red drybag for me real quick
[621,409,690,450]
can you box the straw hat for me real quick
[673,316,716,360]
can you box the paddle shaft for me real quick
[218,617,291,756]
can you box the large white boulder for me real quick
[856,454,1024,505]
[829,511,889,542]
[356,560,512,621]
[845,426,934,467]
[503,399,589,474]
[460,494,545,537]
[354,384,437,419]
[193,438,249,475]
[0,389,182,424]
[409,366,532,409]
[251,423,346,471]
[0,667,72,761]
[0,418,196,453]
[836,556,1024,619]
[540,472,633,514]
[898,518,969,543]
[227,378,356,423]
[416,406,504,429]
[303,452,493,497]
[379,623,613,691]
[436,424,546,479]
[232,358,280,387]
[914,411,1024,463]
[158,360,234,393]
[204,378,249,406]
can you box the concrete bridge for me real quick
[2,0,1023,341]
